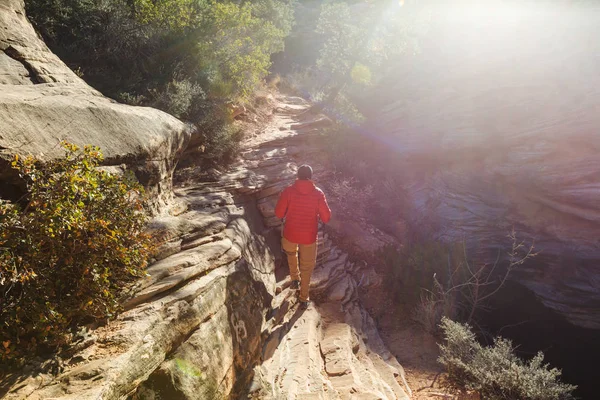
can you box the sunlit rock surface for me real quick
[369,2,600,329]
[0,0,192,209]
[3,95,410,400]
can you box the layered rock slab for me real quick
[0,0,192,209]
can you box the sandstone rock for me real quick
[135,306,236,400]
[0,0,86,85]
[227,103,247,119]
[327,275,353,303]
[0,0,193,210]
[3,93,410,400]
[290,116,332,132]
[125,238,241,308]
[320,324,357,376]
[134,261,270,399]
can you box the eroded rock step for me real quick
[249,246,410,400]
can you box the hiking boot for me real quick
[299,300,311,310]
[290,280,300,290]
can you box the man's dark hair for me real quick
[297,164,313,180]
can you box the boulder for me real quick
[0,0,193,210]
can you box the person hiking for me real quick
[275,164,331,310]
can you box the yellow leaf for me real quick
[2,340,9,349]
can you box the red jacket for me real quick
[275,180,331,245]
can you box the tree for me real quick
[195,1,288,99]
[412,230,537,334]
[133,0,207,31]
[310,0,426,113]
[246,0,296,37]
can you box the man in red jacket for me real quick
[275,165,331,309]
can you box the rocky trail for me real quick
[3,95,414,400]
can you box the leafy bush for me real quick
[151,79,206,119]
[0,142,151,363]
[197,118,245,166]
[438,318,576,400]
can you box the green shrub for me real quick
[198,119,245,166]
[151,79,206,119]
[117,91,147,106]
[0,142,151,364]
[438,318,576,400]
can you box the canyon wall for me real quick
[369,2,600,328]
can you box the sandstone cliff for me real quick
[368,3,600,329]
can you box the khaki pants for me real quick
[282,236,317,302]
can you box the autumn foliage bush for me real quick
[0,143,151,364]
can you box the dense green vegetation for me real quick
[282,0,427,119]
[439,318,576,399]
[26,0,295,165]
[312,1,420,110]
[0,143,151,364]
